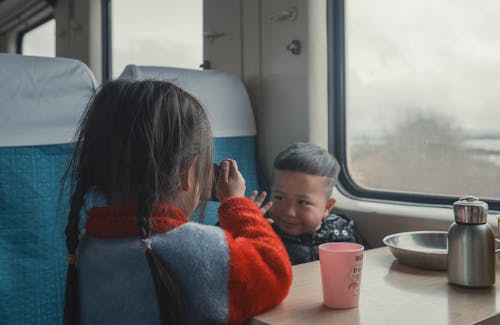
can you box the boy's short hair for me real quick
[273,142,340,196]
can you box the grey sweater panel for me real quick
[78,222,230,325]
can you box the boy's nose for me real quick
[283,204,296,217]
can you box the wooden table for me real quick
[250,247,500,325]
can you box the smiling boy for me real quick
[268,142,367,265]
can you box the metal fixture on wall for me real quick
[204,31,226,42]
[268,7,297,23]
[199,60,211,70]
[286,40,301,55]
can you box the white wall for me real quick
[204,0,329,181]
[54,0,103,82]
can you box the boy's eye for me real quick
[272,195,283,201]
[298,199,310,205]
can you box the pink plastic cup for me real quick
[319,242,364,309]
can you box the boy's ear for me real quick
[325,198,336,213]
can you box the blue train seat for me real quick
[120,65,265,225]
[0,54,97,324]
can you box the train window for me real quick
[110,0,203,78]
[17,17,55,57]
[330,0,500,208]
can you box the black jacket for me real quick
[272,213,368,265]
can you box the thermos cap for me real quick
[453,196,488,224]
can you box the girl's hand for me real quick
[216,159,246,201]
[248,190,273,216]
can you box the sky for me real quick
[346,0,500,135]
[112,0,203,77]
[23,19,55,57]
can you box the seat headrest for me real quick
[120,65,256,137]
[0,54,98,147]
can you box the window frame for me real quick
[15,14,55,55]
[327,0,500,212]
[101,0,112,81]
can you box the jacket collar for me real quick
[85,204,188,238]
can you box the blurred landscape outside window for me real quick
[345,0,500,200]
[111,0,203,78]
[21,18,55,57]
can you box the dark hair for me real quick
[63,79,213,325]
[273,142,340,197]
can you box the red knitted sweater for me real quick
[84,197,292,324]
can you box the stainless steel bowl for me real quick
[383,230,500,271]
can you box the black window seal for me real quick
[101,0,112,81]
[327,0,500,212]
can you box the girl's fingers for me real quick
[248,190,269,211]
[255,191,267,205]
[219,159,230,182]
[260,201,273,215]
[248,190,258,201]
[225,159,237,178]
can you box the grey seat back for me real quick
[0,54,97,324]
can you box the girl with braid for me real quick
[63,79,292,325]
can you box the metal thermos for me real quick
[447,196,495,287]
